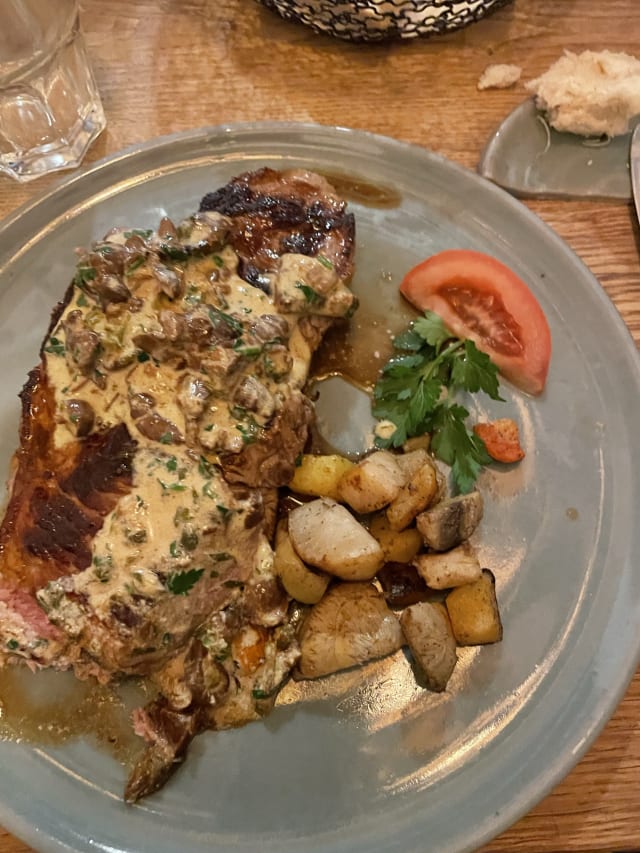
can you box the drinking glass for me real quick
[0,0,106,182]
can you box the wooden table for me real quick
[1,0,639,850]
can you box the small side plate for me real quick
[479,98,637,200]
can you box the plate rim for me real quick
[1,120,640,853]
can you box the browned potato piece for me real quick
[288,498,384,581]
[273,521,330,604]
[297,582,404,679]
[369,513,422,563]
[386,459,440,531]
[416,491,484,551]
[445,569,503,645]
[413,542,482,590]
[395,448,430,480]
[337,450,405,513]
[288,454,355,501]
[402,434,431,453]
[400,601,457,692]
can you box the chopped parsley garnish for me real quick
[208,306,244,336]
[136,350,150,363]
[317,255,334,270]
[166,568,204,596]
[236,421,259,445]
[126,256,146,274]
[169,540,182,558]
[212,254,224,268]
[124,229,152,240]
[44,336,65,356]
[295,281,325,306]
[166,455,178,472]
[159,432,174,445]
[202,480,216,499]
[6,639,19,651]
[198,455,216,477]
[232,340,262,358]
[73,266,96,287]
[76,293,89,307]
[158,479,187,492]
[216,504,231,518]
[373,311,503,494]
[159,243,189,261]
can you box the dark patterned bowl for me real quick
[256,0,514,42]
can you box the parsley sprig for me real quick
[373,311,503,494]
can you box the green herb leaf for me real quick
[73,266,96,287]
[373,310,504,493]
[295,281,325,306]
[450,340,503,400]
[413,312,452,351]
[208,306,244,336]
[166,568,204,596]
[124,229,152,240]
[44,336,65,356]
[126,256,146,274]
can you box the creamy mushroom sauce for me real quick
[39,213,355,631]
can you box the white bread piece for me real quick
[526,50,640,137]
[477,64,522,90]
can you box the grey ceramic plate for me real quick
[479,97,637,200]
[1,123,640,853]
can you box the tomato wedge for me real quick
[400,249,551,395]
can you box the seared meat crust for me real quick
[200,167,356,285]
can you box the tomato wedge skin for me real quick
[399,249,551,396]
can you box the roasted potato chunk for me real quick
[413,542,482,590]
[288,453,355,501]
[369,513,422,563]
[273,521,330,604]
[288,498,384,581]
[337,450,405,513]
[400,601,457,692]
[445,569,503,645]
[386,459,440,531]
[394,448,431,480]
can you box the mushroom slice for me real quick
[297,583,404,679]
[400,602,457,693]
[337,450,405,514]
[288,498,384,581]
[416,491,484,552]
[413,542,482,590]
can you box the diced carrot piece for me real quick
[473,418,525,464]
[231,625,268,674]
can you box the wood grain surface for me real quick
[1,0,639,850]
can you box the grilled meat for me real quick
[0,168,357,797]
